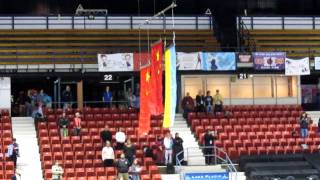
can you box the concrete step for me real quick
[161,174,180,180]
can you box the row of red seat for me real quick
[45,107,138,116]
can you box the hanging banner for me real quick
[315,57,320,70]
[237,53,252,63]
[177,52,202,70]
[151,41,164,115]
[163,45,177,128]
[285,57,310,76]
[253,52,285,70]
[97,53,134,72]
[133,53,149,71]
[202,52,236,71]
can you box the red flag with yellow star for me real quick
[151,41,163,115]
[138,65,152,135]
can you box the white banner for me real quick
[315,57,320,70]
[177,52,202,70]
[98,53,134,72]
[285,57,310,76]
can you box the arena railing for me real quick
[47,100,131,109]
[176,146,238,180]
[0,15,213,30]
[237,16,320,30]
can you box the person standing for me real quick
[300,112,309,138]
[100,125,112,144]
[129,158,142,180]
[203,130,216,165]
[127,92,137,108]
[181,92,194,119]
[173,133,184,165]
[62,85,73,109]
[115,128,126,150]
[16,91,26,116]
[124,139,136,166]
[36,89,46,105]
[73,112,81,136]
[205,90,214,113]
[195,90,205,112]
[103,86,113,107]
[213,89,223,114]
[116,153,130,180]
[25,90,33,117]
[102,141,115,167]
[6,138,19,168]
[58,112,69,137]
[163,132,173,165]
[51,161,63,180]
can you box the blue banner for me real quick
[184,172,229,180]
[202,52,236,71]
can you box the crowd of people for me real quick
[181,89,223,119]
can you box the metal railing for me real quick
[237,16,320,30]
[0,15,213,30]
[237,18,256,52]
[176,146,238,180]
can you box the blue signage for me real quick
[184,172,229,180]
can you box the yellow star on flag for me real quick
[156,51,160,61]
[146,70,150,82]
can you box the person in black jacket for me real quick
[205,90,213,113]
[300,112,309,138]
[100,125,112,144]
[195,90,205,112]
[173,133,184,165]
[203,130,216,165]
[123,139,136,166]
[62,85,73,110]
[116,153,129,180]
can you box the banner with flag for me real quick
[163,45,177,128]
[151,41,164,115]
[138,66,152,135]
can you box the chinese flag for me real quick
[138,66,152,135]
[151,41,163,115]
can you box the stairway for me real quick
[12,117,43,180]
[169,114,206,165]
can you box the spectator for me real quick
[181,92,194,119]
[6,138,19,168]
[73,112,81,136]
[195,90,205,112]
[116,153,130,180]
[102,141,115,167]
[25,90,33,117]
[300,112,309,138]
[103,86,113,107]
[213,89,223,114]
[163,132,173,165]
[205,90,213,113]
[115,128,126,150]
[100,125,112,144]
[58,112,69,137]
[154,136,164,165]
[16,91,26,116]
[62,85,73,109]
[203,130,216,165]
[129,158,142,180]
[32,103,46,124]
[124,139,136,166]
[173,133,184,165]
[36,89,46,105]
[127,91,137,108]
[43,93,52,108]
[51,161,63,180]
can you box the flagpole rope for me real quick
[171,1,176,46]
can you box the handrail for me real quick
[237,17,256,52]
[0,15,213,30]
[176,146,238,180]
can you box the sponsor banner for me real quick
[184,172,229,180]
[237,53,252,63]
[177,52,202,70]
[98,53,134,72]
[202,52,236,71]
[285,57,310,76]
[315,57,320,70]
[253,52,285,70]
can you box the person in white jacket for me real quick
[163,132,173,165]
[102,141,115,167]
[51,161,63,180]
